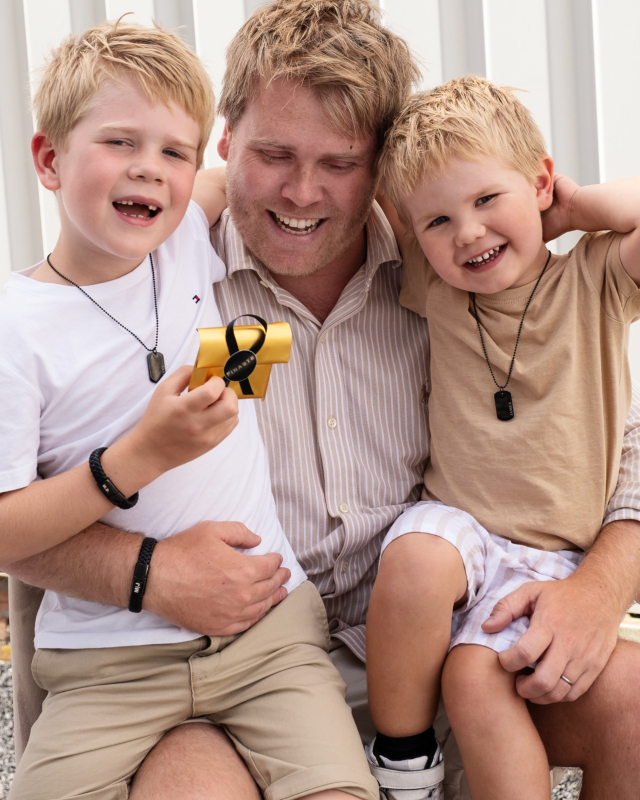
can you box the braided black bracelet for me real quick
[89,447,139,510]
[129,537,158,613]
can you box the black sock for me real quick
[373,727,439,768]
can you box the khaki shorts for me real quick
[9,581,378,800]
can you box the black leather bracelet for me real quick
[89,447,139,510]
[129,537,158,613]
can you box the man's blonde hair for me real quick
[33,18,215,168]
[379,75,548,216]
[218,0,421,146]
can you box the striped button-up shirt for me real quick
[213,204,640,662]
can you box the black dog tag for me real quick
[494,390,514,421]
[147,351,165,383]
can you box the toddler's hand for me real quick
[542,174,581,243]
[130,365,239,475]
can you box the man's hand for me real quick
[482,571,621,704]
[541,173,581,243]
[144,521,291,636]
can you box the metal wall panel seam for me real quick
[153,0,196,50]
[381,0,443,89]
[22,0,73,258]
[105,0,155,26]
[590,0,606,183]
[192,0,245,168]
[0,134,12,285]
[0,0,43,276]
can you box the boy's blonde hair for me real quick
[379,75,548,216]
[33,18,215,168]
[218,0,420,146]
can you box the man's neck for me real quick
[269,229,367,324]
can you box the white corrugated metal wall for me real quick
[1,0,639,378]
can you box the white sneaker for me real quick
[365,738,444,800]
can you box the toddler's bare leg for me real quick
[442,644,550,800]
[367,533,467,735]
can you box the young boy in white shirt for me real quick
[0,21,378,800]
[365,76,640,799]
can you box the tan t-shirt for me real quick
[400,231,640,551]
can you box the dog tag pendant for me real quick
[494,390,514,421]
[147,351,165,383]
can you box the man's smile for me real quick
[270,211,325,236]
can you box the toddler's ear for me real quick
[535,155,555,212]
[31,132,61,192]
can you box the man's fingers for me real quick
[482,583,540,633]
[520,660,597,705]
[498,623,553,673]
[217,523,263,551]
[251,570,290,602]
[217,587,289,636]
[240,586,288,623]
[217,616,263,636]
[512,643,571,700]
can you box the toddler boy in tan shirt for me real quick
[364,76,640,800]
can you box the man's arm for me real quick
[8,519,291,636]
[192,167,227,227]
[483,384,640,702]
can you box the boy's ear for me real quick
[535,155,555,212]
[31,132,61,192]
[217,121,231,162]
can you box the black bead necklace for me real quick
[46,252,165,383]
[471,249,551,421]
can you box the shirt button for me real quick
[259,280,269,288]
[319,334,327,343]
[339,502,349,513]
[342,560,350,573]
[327,417,337,429]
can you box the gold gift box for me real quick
[189,321,292,400]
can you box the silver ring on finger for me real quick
[560,674,573,687]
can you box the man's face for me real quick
[219,79,378,277]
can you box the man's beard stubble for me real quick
[226,170,377,278]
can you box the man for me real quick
[9,2,640,799]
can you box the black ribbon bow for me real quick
[222,315,268,396]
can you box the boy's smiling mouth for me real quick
[113,199,161,219]
[465,243,506,268]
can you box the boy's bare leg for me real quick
[443,645,550,800]
[367,533,468,735]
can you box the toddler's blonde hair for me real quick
[379,75,548,217]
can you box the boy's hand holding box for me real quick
[189,315,292,400]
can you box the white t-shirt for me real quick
[0,201,306,649]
